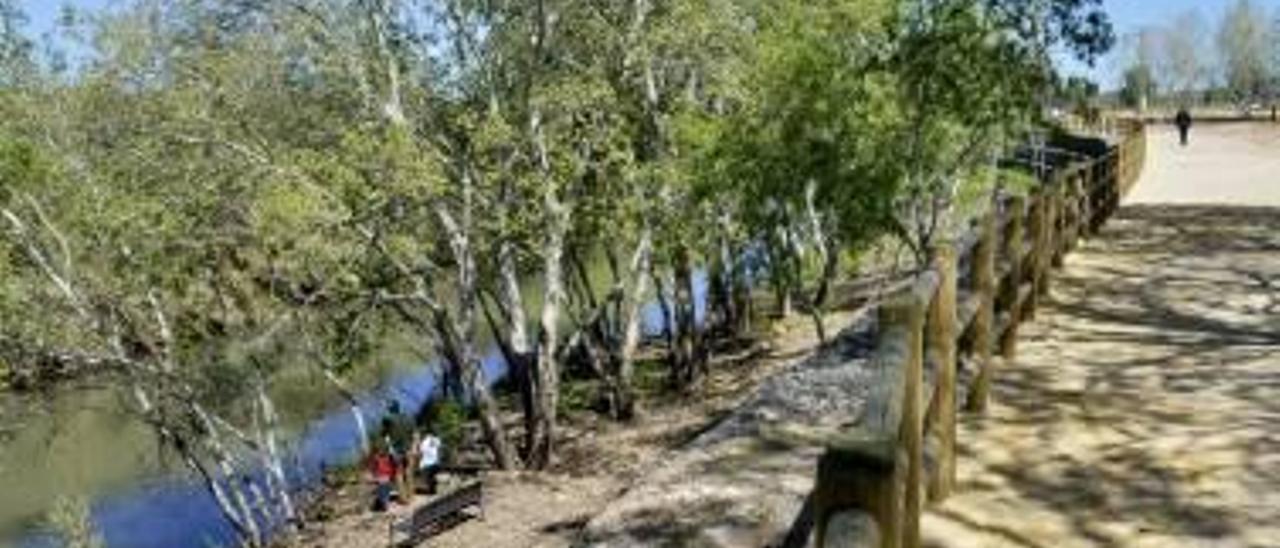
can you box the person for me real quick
[417,428,443,495]
[1175,107,1192,146]
[384,400,415,497]
[366,441,398,512]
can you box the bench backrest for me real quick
[407,481,483,530]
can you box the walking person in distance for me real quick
[1175,107,1193,146]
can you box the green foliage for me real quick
[1058,76,1101,113]
[556,377,598,416]
[1122,65,1156,108]
[426,399,467,461]
[0,0,1117,530]
[998,169,1042,196]
[1218,0,1272,105]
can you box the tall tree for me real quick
[0,0,33,86]
[1161,10,1209,101]
[1218,0,1272,109]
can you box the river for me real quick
[0,273,708,547]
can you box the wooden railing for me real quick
[807,120,1147,548]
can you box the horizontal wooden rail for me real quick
[809,119,1147,547]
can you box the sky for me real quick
[17,0,1280,89]
[1058,1,1280,89]
[20,0,106,32]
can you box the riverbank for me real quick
[287,303,864,547]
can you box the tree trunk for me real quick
[730,242,753,336]
[192,404,265,547]
[466,359,518,470]
[809,235,840,344]
[768,226,795,319]
[708,247,730,335]
[775,278,793,319]
[493,235,538,463]
[321,368,369,456]
[529,220,565,469]
[255,382,298,531]
[433,308,517,469]
[650,269,675,351]
[613,228,652,420]
[671,245,702,387]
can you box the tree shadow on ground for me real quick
[945,204,1279,546]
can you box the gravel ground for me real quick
[582,314,884,547]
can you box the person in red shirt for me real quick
[368,441,398,512]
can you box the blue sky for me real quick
[18,0,1280,89]
[1058,1,1280,88]
[20,0,106,32]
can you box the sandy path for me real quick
[1127,124,1280,207]
[924,123,1280,547]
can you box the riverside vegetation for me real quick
[0,0,1113,545]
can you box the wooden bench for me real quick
[387,481,485,547]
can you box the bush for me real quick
[425,398,467,462]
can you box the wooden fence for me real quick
[808,120,1147,548]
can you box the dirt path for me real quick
[1127,123,1280,206]
[924,123,1280,547]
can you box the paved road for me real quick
[924,123,1280,547]
[1128,124,1280,206]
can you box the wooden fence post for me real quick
[1065,171,1084,252]
[999,195,1025,362]
[1024,191,1044,319]
[814,285,928,548]
[1084,161,1098,235]
[1050,178,1067,268]
[1041,181,1060,300]
[925,243,957,502]
[901,287,926,548]
[1085,166,1095,239]
[967,210,997,413]
[1106,151,1121,223]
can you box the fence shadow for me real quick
[945,204,1280,546]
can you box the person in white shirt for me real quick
[417,429,442,494]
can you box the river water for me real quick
[0,274,707,547]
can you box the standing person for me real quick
[385,400,414,498]
[367,441,398,512]
[418,428,443,495]
[1175,107,1193,146]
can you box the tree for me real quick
[1160,10,1209,102]
[1117,27,1160,110]
[1267,12,1280,110]
[1218,0,1271,109]
[685,0,901,338]
[984,0,1115,65]
[1121,64,1156,109]
[2,3,1119,544]
[0,0,33,86]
